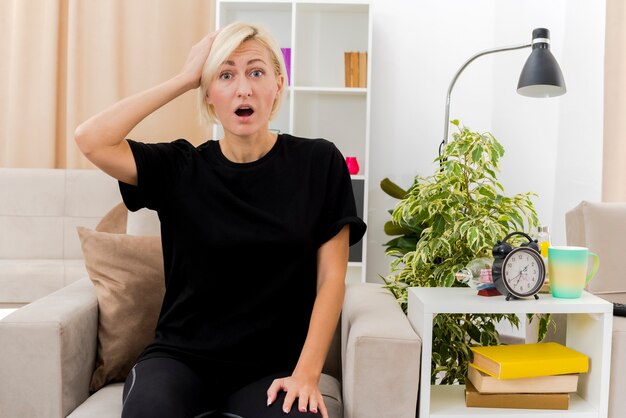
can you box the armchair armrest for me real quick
[341,283,421,418]
[0,278,98,418]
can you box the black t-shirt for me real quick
[119,133,366,374]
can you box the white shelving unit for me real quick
[407,288,613,418]
[216,0,372,283]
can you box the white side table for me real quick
[407,287,613,418]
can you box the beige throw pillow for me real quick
[96,201,128,233]
[77,226,164,392]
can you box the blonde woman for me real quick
[75,22,365,418]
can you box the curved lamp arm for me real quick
[440,43,531,156]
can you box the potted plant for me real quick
[382,121,550,384]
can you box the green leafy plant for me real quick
[380,178,422,258]
[382,120,550,384]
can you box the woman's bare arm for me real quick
[267,225,350,417]
[74,32,217,185]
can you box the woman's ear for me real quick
[276,73,285,96]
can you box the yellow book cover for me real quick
[470,342,588,379]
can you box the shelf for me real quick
[295,3,369,88]
[430,385,596,418]
[293,86,367,95]
[293,92,366,170]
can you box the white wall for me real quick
[366,0,605,283]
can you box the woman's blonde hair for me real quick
[198,22,286,126]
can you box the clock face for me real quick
[502,247,545,297]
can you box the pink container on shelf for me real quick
[345,156,360,175]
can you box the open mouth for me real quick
[235,106,254,117]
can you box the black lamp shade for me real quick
[517,28,566,98]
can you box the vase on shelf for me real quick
[281,47,291,85]
[345,156,359,175]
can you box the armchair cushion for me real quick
[77,227,164,392]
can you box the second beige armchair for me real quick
[566,200,626,418]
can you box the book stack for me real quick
[344,51,367,88]
[466,342,589,410]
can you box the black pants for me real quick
[121,357,323,418]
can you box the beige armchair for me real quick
[0,279,421,418]
[566,201,626,418]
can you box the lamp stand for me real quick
[440,43,531,158]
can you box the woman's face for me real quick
[207,40,284,138]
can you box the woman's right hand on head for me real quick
[180,30,219,89]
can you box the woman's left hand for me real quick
[267,372,327,417]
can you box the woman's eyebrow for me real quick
[222,58,267,66]
[247,58,266,66]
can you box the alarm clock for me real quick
[491,231,546,301]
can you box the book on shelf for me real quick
[465,380,570,410]
[467,364,579,394]
[350,52,359,88]
[470,342,589,379]
[344,52,352,87]
[358,51,367,88]
[344,51,368,88]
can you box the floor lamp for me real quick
[439,28,566,158]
